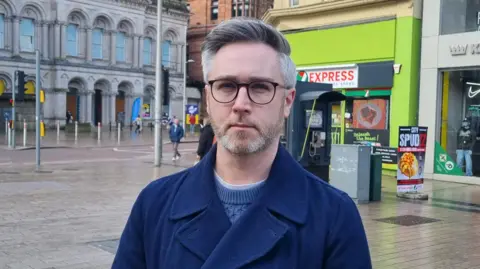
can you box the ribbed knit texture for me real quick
[214,170,266,223]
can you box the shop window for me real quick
[439,70,480,177]
[344,96,390,147]
[440,0,480,35]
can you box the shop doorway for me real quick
[440,70,480,177]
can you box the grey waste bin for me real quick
[369,153,383,202]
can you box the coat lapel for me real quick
[170,148,232,261]
[201,145,310,269]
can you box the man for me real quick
[169,118,184,160]
[113,17,371,268]
[457,118,475,176]
[196,117,215,161]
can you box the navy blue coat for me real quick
[112,145,372,269]
[169,124,184,143]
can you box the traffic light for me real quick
[162,68,170,106]
[9,99,14,106]
[15,70,25,101]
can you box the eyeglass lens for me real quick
[211,80,276,104]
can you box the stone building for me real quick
[186,0,274,118]
[0,0,190,128]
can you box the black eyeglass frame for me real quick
[208,79,281,105]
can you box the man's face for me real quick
[206,42,295,155]
[174,119,179,125]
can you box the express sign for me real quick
[298,68,359,89]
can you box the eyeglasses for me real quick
[208,79,280,105]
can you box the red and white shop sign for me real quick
[298,67,359,89]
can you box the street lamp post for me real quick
[182,54,194,132]
[154,0,163,167]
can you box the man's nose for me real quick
[232,86,252,114]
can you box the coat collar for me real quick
[169,143,309,225]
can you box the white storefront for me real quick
[420,0,480,184]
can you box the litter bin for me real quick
[369,153,382,201]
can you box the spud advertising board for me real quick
[397,126,428,193]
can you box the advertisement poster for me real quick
[142,104,151,118]
[352,99,387,130]
[185,104,199,125]
[397,126,428,193]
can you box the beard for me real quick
[209,105,285,155]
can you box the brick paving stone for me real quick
[0,158,480,268]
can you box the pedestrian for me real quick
[134,114,142,133]
[168,118,184,161]
[189,114,196,135]
[113,17,371,269]
[195,117,215,164]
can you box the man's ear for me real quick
[283,88,296,118]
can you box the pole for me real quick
[5,121,8,145]
[23,119,27,147]
[7,123,11,148]
[74,121,78,143]
[97,122,101,142]
[117,122,121,145]
[182,44,187,133]
[12,71,16,149]
[56,120,60,142]
[154,0,163,167]
[35,50,41,170]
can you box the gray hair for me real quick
[201,17,297,89]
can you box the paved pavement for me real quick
[1,147,480,268]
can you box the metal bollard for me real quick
[7,123,11,148]
[97,122,101,142]
[23,120,27,147]
[4,121,7,142]
[74,121,78,142]
[56,120,60,142]
[117,122,121,145]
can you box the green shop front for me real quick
[285,18,421,171]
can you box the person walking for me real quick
[113,17,371,269]
[189,114,196,135]
[196,118,215,163]
[168,118,184,161]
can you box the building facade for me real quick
[420,0,480,183]
[0,0,189,129]
[264,0,423,172]
[186,0,273,118]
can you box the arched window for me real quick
[116,32,126,62]
[66,24,78,56]
[143,38,152,65]
[0,15,4,49]
[162,40,171,67]
[92,28,103,59]
[20,18,34,52]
